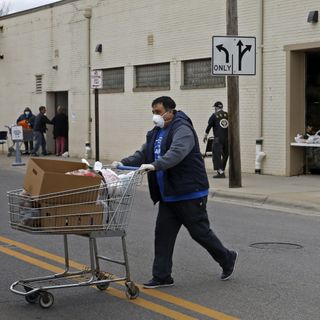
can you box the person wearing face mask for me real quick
[31,106,53,157]
[16,107,35,155]
[112,96,237,289]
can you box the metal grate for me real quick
[35,75,43,93]
[183,58,225,88]
[102,67,124,91]
[135,63,170,89]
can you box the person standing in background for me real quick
[31,106,52,156]
[203,101,229,178]
[51,106,68,156]
[16,107,35,155]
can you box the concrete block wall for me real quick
[1,0,320,174]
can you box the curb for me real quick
[210,189,320,215]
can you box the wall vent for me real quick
[35,75,43,93]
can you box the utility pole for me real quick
[226,0,242,187]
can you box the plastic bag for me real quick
[306,130,320,144]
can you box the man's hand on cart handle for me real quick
[203,133,208,143]
[111,161,123,168]
[139,164,155,172]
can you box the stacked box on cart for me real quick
[24,158,102,196]
[40,203,104,231]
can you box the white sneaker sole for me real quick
[143,283,174,289]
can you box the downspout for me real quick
[83,8,92,159]
[255,0,266,173]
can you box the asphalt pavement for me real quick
[2,152,320,216]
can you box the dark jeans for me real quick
[23,141,33,152]
[152,197,232,281]
[32,131,47,155]
[212,137,228,171]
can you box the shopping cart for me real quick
[203,136,214,158]
[7,166,143,309]
[4,125,16,157]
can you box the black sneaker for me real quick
[143,278,174,289]
[213,172,226,179]
[221,251,238,281]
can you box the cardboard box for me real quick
[24,158,102,196]
[40,203,104,232]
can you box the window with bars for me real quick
[181,58,225,89]
[101,67,124,93]
[35,75,43,93]
[134,63,170,91]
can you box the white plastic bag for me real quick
[307,130,320,144]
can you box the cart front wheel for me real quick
[39,292,54,309]
[24,286,39,304]
[25,292,39,304]
[96,282,110,291]
[125,285,139,299]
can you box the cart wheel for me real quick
[25,292,39,304]
[125,285,139,300]
[24,286,39,304]
[96,282,110,291]
[39,292,54,309]
[95,272,111,291]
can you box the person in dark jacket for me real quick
[51,106,68,156]
[203,101,229,178]
[16,107,35,155]
[112,96,237,289]
[31,106,52,156]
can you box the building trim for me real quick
[0,0,79,20]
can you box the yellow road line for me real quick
[138,287,238,320]
[0,235,85,270]
[0,235,239,320]
[0,245,197,320]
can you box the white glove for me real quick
[139,164,155,171]
[203,133,208,143]
[111,161,123,168]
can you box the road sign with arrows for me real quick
[212,36,256,75]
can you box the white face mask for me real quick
[152,112,167,128]
[25,111,30,116]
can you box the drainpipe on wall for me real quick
[255,0,266,173]
[83,8,92,159]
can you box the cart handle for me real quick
[117,165,140,171]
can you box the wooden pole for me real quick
[227,0,242,187]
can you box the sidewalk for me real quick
[2,153,320,216]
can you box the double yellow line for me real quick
[0,235,239,320]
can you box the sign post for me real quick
[212,0,256,187]
[226,0,241,188]
[11,125,25,166]
[91,70,103,161]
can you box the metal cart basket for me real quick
[7,167,143,308]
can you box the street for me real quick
[0,167,320,320]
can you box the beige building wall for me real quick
[1,0,320,175]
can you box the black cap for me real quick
[213,101,223,108]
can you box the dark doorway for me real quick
[46,91,68,154]
[305,51,320,173]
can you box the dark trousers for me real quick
[152,197,231,281]
[212,137,228,171]
[23,141,33,153]
[32,131,47,155]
